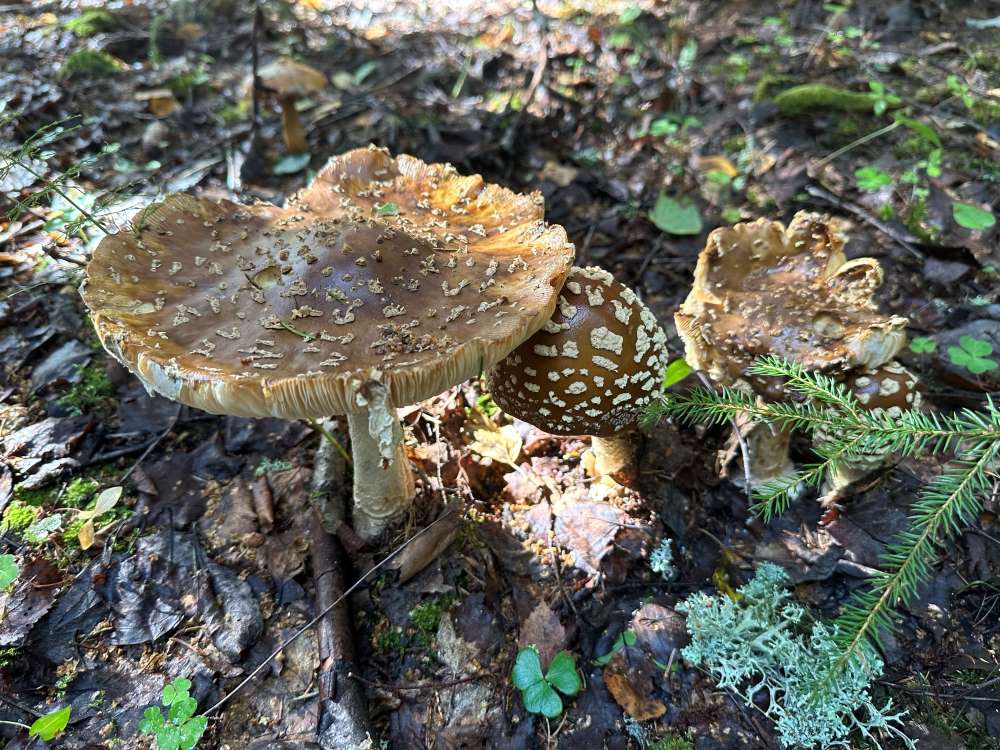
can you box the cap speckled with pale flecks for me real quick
[675,211,909,387]
[845,361,921,413]
[81,146,575,419]
[485,266,667,437]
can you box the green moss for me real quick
[913,83,949,105]
[62,9,117,38]
[773,83,900,116]
[895,135,937,159]
[59,49,123,79]
[64,478,99,509]
[62,516,88,546]
[1,501,39,533]
[964,49,1000,74]
[59,363,113,414]
[12,485,55,506]
[409,597,450,647]
[753,71,801,102]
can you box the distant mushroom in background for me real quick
[80,146,574,539]
[244,57,327,154]
[485,266,668,485]
[675,212,910,489]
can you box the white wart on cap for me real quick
[485,266,667,437]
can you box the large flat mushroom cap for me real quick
[252,57,327,97]
[675,211,907,384]
[81,146,575,419]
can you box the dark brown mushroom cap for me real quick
[80,146,574,419]
[845,362,921,412]
[245,57,327,98]
[675,212,908,385]
[484,266,668,437]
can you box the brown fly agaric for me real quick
[244,58,327,154]
[675,211,909,487]
[80,146,574,539]
[485,266,668,484]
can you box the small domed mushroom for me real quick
[822,361,922,493]
[244,58,327,154]
[675,212,909,487]
[485,266,668,483]
[81,146,574,539]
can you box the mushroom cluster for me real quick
[675,212,913,490]
[486,265,668,484]
[81,146,574,538]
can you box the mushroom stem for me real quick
[278,94,307,153]
[743,423,798,489]
[591,434,635,483]
[347,383,415,540]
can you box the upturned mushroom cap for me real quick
[675,212,908,386]
[81,146,575,419]
[484,266,668,437]
[246,57,327,98]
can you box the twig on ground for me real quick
[203,490,456,717]
[308,418,371,747]
[804,184,923,259]
[119,405,181,482]
[694,370,753,499]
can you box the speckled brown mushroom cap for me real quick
[81,146,575,419]
[845,362,921,412]
[248,57,327,98]
[675,211,908,385]
[484,266,668,437]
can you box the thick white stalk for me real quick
[347,384,414,540]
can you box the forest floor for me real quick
[1,1,999,748]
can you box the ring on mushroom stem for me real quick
[485,266,668,487]
[675,211,910,492]
[243,58,327,154]
[80,146,574,540]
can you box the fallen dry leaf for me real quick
[603,647,666,721]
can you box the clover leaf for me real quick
[512,647,581,718]
[948,335,998,375]
[909,336,936,354]
[854,166,892,191]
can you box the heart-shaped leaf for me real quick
[512,646,544,689]
[545,651,582,696]
[522,680,563,717]
[649,193,702,235]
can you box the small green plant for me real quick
[946,74,975,110]
[952,201,996,231]
[854,165,892,191]
[648,356,1000,691]
[139,678,207,750]
[909,336,937,354]
[948,335,998,375]
[375,202,399,216]
[512,647,581,718]
[649,193,702,236]
[409,598,448,647]
[0,555,18,589]
[678,564,912,749]
[28,705,72,742]
[595,628,637,666]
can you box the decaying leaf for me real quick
[603,647,666,721]
[469,425,523,468]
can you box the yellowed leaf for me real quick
[696,155,738,177]
[77,518,95,550]
[469,425,523,468]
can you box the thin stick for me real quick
[813,120,900,170]
[804,184,923,259]
[250,2,262,138]
[695,370,752,499]
[5,159,111,236]
[202,509,455,716]
[120,406,181,481]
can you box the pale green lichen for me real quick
[677,563,913,749]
